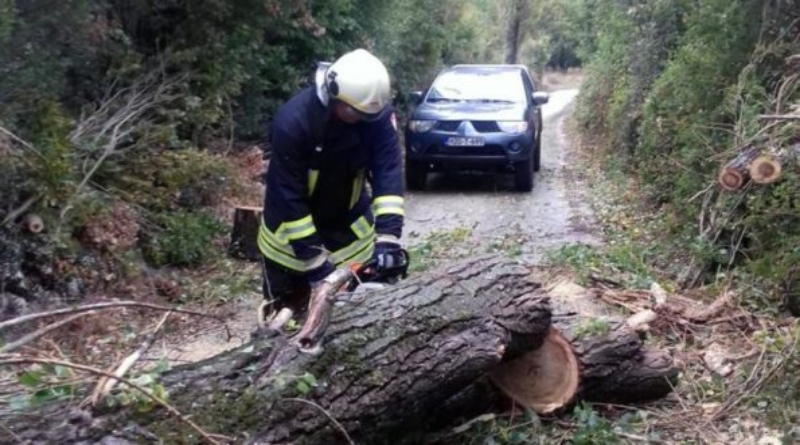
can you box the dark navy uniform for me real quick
[258,86,404,310]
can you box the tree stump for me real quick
[228,206,262,261]
[4,256,678,445]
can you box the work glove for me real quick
[373,235,406,271]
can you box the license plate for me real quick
[445,137,485,147]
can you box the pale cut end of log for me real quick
[24,214,44,233]
[749,156,782,184]
[487,327,579,414]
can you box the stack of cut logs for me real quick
[717,145,784,191]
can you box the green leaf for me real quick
[54,365,72,378]
[9,395,30,411]
[301,372,318,387]
[31,388,61,405]
[296,380,310,395]
[18,371,43,387]
[151,383,168,401]
[152,358,171,374]
[132,373,155,386]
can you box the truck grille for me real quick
[470,121,501,133]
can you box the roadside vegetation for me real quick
[525,1,800,442]
[1,0,798,443]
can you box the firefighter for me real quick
[257,48,406,327]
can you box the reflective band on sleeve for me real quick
[331,231,375,265]
[349,169,365,209]
[258,222,295,256]
[258,222,327,272]
[372,195,405,216]
[277,215,316,241]
[330,216,376,265]
[308,170,319,196]
[350,216,373,239]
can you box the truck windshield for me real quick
[426,69,526,104]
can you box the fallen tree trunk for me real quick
[431,280,678,435]
[6,255,551,444]
[5,256,678,444]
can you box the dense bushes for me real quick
[571,0,800,293]
[0,0,516,272]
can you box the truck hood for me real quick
[411,101,527,122]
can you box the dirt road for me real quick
[162,89,600,363]
[403,89,601,265]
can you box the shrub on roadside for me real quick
[141,211,225,268]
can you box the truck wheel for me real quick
[514,155,534,192]
[406,161,427,191]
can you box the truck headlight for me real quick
[497,121,529,133]
[409,120,436,133]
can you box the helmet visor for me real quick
[339,102,388,123]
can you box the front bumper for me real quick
[405,130,534,166]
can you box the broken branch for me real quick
[0,301,220,331]
[92,311,172,403]
[0,356,231,445]
[0,312,94,354]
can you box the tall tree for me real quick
[503,0,531,63]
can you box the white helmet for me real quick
[324,49,391,121]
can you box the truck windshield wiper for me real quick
[427,97,462,103]
[471,98,515,103]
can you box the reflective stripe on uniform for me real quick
[373,195,405,216]
[349,169,365,209]
[331,230,375,264]
[308,169,319,196]
[258,222,294,256]
[257,224,327,272]
[277,215,316,241]
[330,216,375,264]
[350,215,373,239]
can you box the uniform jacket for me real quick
[258,86,404,274]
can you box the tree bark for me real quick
[503,0,529,64]
[7,256,552,444]
[5,256,678,445]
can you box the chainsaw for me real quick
[261,250,409,355]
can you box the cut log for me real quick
[748,155,782,184]
[228,205,262,261]
[718,146,759,191]
[488,327,579,414]
[23,213,44,233]
[484,277,678,416]
[4,256,678,445]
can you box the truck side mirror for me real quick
[532,91,550,106]
[408,91,424,105]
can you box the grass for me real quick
[524,115,800,444]
[406,226,478,273]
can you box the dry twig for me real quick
[280,397,355,445]
[0,301,221,331]
[0,312,95,354]
[90,311,172,404]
